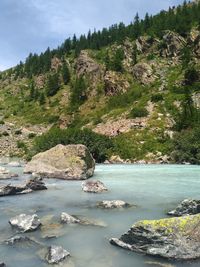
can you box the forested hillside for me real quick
[0,0,200,164]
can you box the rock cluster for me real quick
[104,71,130,96]
[82,180,108,193]
[168,199,200,216]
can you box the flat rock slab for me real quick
[110,214,200,260]
[97,200,131,209]
[168,199,200,216]
[9,214,41,233]
[46,245,70,264]
[24,144,95,180]
[82,180,108,193]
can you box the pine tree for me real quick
[46,73,60,97]
[62,63,70,85]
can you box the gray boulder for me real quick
[97,200,131,209]
[133,63,155,84]
[168,199,200,216]
[61,213,80,224]
[24,144,95,180]
[9,214,41,232]
[82,180,108,193]
[110,214,200,260]
[46,245,70,264]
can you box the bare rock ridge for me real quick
[24,144,95,180]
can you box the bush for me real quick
[151,94,164,102]
[0,120,5,125]
[32,127,113,163]
[28,133,36,139]
[171,127,200,164]
[129,106,149,118]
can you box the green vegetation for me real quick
[129,106,149,118]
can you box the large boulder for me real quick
[133,63,155,84]
[45,245,70,264]
[9,214,41,233]
[110,214,200,260]
[168,199,200,216]
[82,180,108,193]
[24,144,95,180]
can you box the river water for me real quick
[0,164,200,267]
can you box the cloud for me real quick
[0,0,185,70]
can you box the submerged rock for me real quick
[46,245,70,264]
[24,144,95,180]
[61,213,80,224]
[82,180,108,193]
[9,214,41,232]
[0,167,18,180]
[110,214,200,260]
[0,263,6,267]
[0,178,47,197]
[7,161,22,167]
[5,235,40,246]
[168,199,200,216]
[97,200,131,209]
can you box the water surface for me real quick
[0,164,200,267]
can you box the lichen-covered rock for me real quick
[9,214,41,232]
[24,144,95,180]
[97,200,131,209]
[133,63,155,84]
[45,245,70,264]
[82,180,108,193]
[104,71,130,96]
[168,199,200,216]
[61,213,80,224]
[161,31,186,57]
[110,214,200,260]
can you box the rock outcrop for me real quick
[24,144,95,180]
[161,31,186,57]
[168,199,200,216]
[110,214,200,260]
[97,200,131,209]
[9,214,41,232]
[45,245,70,264]
[135,36,159,54]
[133,63,156,84]
[104,71,130,96]
[82,180,108,193]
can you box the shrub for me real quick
[0,120,5,125]
[151,94,164,102]
[32,127,113,163]
[28,133,36,139]
[129,106,149,118]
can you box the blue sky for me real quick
[0,0,185,70]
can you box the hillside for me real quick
[0,0,200,164]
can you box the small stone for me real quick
[9,214,41,232]
[82,180,108,193]
[97,200,131,209]
[46,245,70,264]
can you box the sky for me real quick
[0,0,186,70]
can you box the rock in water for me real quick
[24,144,95,180]
[9,214,41,232]
[168,199,200,216]
[0,167,18,180]
[97,200,131,209]
[46,245,70,264]
[82,180,108,193]
[0,263,6,267]
[110,214,200,260]
[7,161,22,167]
[61,213,80,224]
[26,178,47,191]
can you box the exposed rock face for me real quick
[76,51,102,80]
[192,92,200,108]
[133,63,155,84]
[24,144,95,180]
[51,57,62,71]
[161,31,186,57]
[104,71,130,96]
[168,199,200,216]
[61,213,80,224]
[97,200,131,209]
[9,214,41,232]
[135,36,159,54]
[82,180,108,193]
[0,178,47,197]
[110,214,200,260]
[0,167,18,180]
[46,245,70,264]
